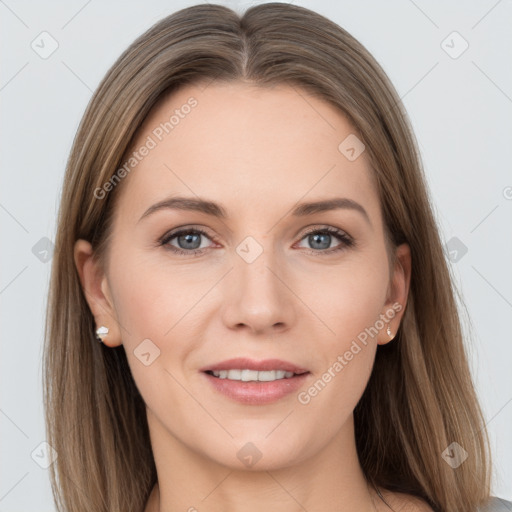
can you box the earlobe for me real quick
[378,243,411,345]
[73,239,122,347]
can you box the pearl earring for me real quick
[95,325,109,342]
[386,324,394,340]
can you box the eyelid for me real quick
[159,224,219,244]
[294,225,354,253]
[300,224,349,237]
[159,223,354,255]
[160,224,351,243]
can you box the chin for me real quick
[198,431,314,472]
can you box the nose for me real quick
[220,243,296,336]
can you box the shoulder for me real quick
[377,488,434,511]
[477,497,512,512]
[378,489,512,512]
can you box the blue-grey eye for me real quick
[308,232,333,250]
[296,227,352,252]
[176,232,203,250]
[161,228,213,254]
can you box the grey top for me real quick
[478,497,512,511]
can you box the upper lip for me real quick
[200,358,309,374]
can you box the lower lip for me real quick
[202,371,310,405]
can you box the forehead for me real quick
[113,81,380,224]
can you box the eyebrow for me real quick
[138,195,371,226]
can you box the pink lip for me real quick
[199,358,310,405]
[199,358,309,374]
[202,372,310,405]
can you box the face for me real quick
[75,81,410,471]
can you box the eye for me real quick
[295,226,354,255]
[160,227,217,256]
[159,225,354,257]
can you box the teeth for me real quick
[211,369,296,381]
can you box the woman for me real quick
[43,3,506,511]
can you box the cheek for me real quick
[297,284,383,426]
[300,254,389,348]
[106,244,215,378]
[295,252,388,406]
[109,246,204,339]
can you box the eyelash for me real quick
[159,225,355,257]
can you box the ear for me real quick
[378,242,411,345]
[73,239,122,347]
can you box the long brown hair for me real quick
[43,3,492,511]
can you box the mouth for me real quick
[200,358,311,405]
[204,369,308,382]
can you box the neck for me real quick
[144,409,379,512]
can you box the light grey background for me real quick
[1,0,511,509]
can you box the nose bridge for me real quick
[222,233,295,333]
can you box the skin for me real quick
[74,81,430,511]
